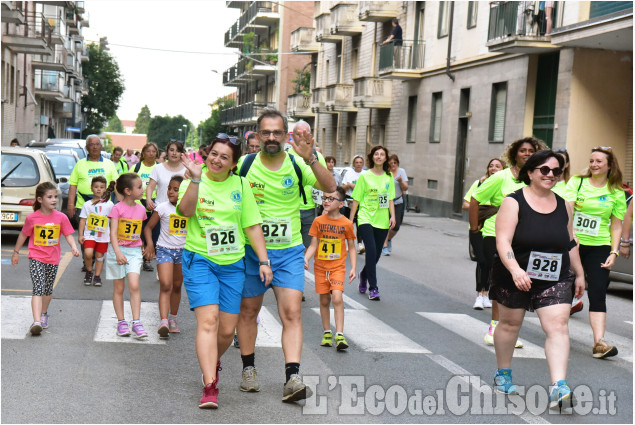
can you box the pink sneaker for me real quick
[168,318,180,333]
[117,320,131,337]
[132,321,148,339]
[158,319,169,338]
[199,380,219,409]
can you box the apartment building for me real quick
[220,1,315,136]
[1,1,89,145]
[297,1,632,217]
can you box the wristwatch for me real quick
[259,260,271,266]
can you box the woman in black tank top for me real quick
[489,151,585,410]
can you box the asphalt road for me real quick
[1,213,632,423]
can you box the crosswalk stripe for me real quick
[304,270,367,310]
[255,306,282,347]
[416,312,546,359]
[1,295,33,340]
[312,308,430,353]
[525,317,633,363]
[94,301,167,345]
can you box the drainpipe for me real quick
[445,1,455,82]
[372,22,377,77]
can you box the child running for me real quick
[11,182,80,335]
[142,175,186,337]
[106,173,148,339]
[304,187,357,351]
[78,177,115,287]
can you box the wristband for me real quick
[190,178,202,184]
[609,250,619,257]
[305,155,317,166]
[259,260,271,266]
[13,250,19,254]
[620,237,633,243]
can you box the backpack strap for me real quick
[288,153,307,205]
[133,162,142,173]
[238,153,257,178]
[240,152,307,204]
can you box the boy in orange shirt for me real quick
[304,187,357,351]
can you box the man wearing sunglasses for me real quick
[236,108,336,402]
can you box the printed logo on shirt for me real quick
[88,168,105,176]
[281,175,294,188]
[251,181,265,190]
[199,197,215,206]
[231,190,242,203]
[369,188,378,194]
[599,196,607,202]
[385,182,390,190]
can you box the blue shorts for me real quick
[242,244,305,297]
[105,245,143,280]
[156,245,183,265]
[182,249,244,314]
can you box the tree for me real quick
[147,114,193,150]
[81,43,125,137]
[198,96,235,145]
[103,114,124,132]
[134,105,151,134]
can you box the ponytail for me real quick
[100,181,117,203]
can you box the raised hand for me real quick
[289,128,314,162]
[181,153,202,181]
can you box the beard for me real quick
[262,141,282,155]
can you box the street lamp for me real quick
[183,124,188,147]
[178,128,182,142]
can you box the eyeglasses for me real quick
[534,166,563,177]
[215,133,239,145]
[258,129,285,138]
[322,196,342,203]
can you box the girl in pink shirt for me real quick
[11,182,80,336]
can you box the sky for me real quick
[82,1,241,127]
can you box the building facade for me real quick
[281,1,632,217]
[2,1,89,145]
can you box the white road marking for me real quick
[625,321,632,325]
[311,308,430,353]
[1,295,34,339]
[95,300,166,345]
[255,306,282,347]
[525,317,633,363]
[304,270,367,310]
[417,312,546,359]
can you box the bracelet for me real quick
[190,178,202,184]
[621,237,633,243]
[305,155,317,166]
[13,250,19,254]
[610,250,619,257]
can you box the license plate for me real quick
[1,212,18,222]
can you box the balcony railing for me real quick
[221,101,273,125]
[378,40,425,75]
[34,69,64,95]
[352,77,392,108]
[2,1,26,25]
[325,83,356,112]
[43,16,66,44]
[358,1,400,22]
[56,101,73,118]
[290,27,319,53]
[330,3,363,36]
[225,19,242,48]
[315,1,332,17]
[287,93,313,117]
[488,1,557,40]
[311,87,326,112]
[32,45,69,72]
[2,12,53,54]
[316,13,342,43]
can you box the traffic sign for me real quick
[66,127,81,133]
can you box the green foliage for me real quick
[103,114,124,133]
[197,97,235,145]
[147,114,194,149]
[292,68,311,95]
[81,43,125,137]
[242,31,256,54]
[133,105,151,134]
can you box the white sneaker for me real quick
[357,242,365,254]
[473,295,484,310]
[482,296,492,308]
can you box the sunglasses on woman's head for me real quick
[593,146,612,151]
[534,166,563,177]
[216,133,239,145]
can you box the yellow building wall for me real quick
[566,49,633,183]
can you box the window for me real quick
[430,92,442,143]
[407,96,418,143]
[467,1,478,29]
[489,82,507,143]
[437,1,450,38]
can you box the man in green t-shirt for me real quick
[237,108,335,402]
[110,146,129,176]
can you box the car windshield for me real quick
[1,154,40,187]
[47,153,77,176]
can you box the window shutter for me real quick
[493,86,506,142]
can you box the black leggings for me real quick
[470,231,490,292]
[357,224,389,290]
[579,244,611,313]
[392,202,405,233]
[481,236,497,293]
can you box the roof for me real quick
[121,120,136,128]
[105,133,147,150]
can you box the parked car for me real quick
[611,190,633,284]
[28,139,87,159]
[1,147,62,229]
[44,149,80,211]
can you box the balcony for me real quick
[486,2,560,53]
[224,20,242,48]
[358,1,400,22]
[76,1,85,12]
[80,10,89,28]
[55,101,73,119]
[287,93,314,118]
[316,13,342,43]
[221,101,273,126]
[2,12,53,55]
[330,3,363,36]
[2,1,25,25]
[311,87,327,113]
[226,1,246,9]
[65,8,81,34]
[549,5,632,51]
[32,45,69,72]
[290,27,319,53]
[378,40,425,80]
[232,1,279,39]
[325,83,356,112]
[45,16,67,45]
[352,77,392,108]
[81,46,89,62]
[34,70,65,100]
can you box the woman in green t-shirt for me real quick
[349,145,395,301]
[564,147,626,360]
[177,136,272,408]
